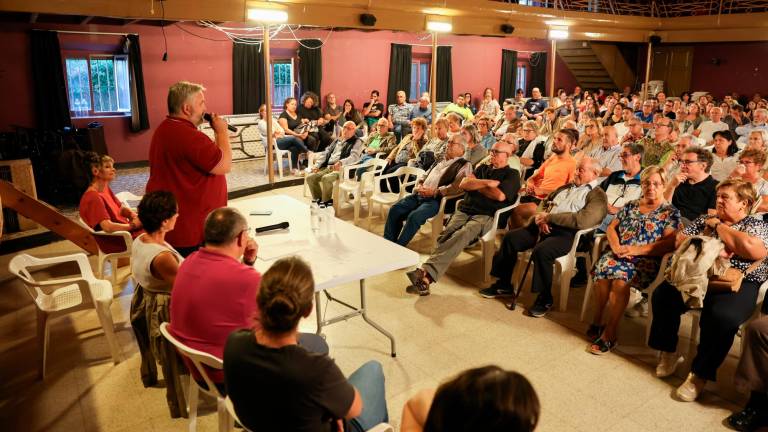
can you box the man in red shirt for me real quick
[170,207,328,387]
[146,81,232,256]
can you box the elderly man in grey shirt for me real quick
[384,135,472,246]
[306,121,363,203]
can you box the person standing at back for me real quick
[146,81,232,257]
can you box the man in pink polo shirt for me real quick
[147,81,232,257]
[170,207,327,389]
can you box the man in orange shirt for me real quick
[507,128,578,229]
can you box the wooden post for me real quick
[549,39,557,100]
[430,31,438,136]
[642,39,653,103]
[263,23,275,184]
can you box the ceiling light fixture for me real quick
[426,15,452,33]
[247,8,288,23]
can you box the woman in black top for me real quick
[297,92,332,152]
[224,257,388,432]
[278,97,311,150]
[342,99,365,136]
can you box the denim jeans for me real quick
[347,360,388,432]
[276,136,309,168]
[383,194,440,246]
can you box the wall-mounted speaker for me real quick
[501,24,515,34]
[359,13,377,27]
[649,35,662,44]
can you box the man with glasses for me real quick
[384,137,472,247]
[587,125,623,178]
[481,157,607,318]
[597,143,644,232]
[636,100,656,129]
[357,118,397,170]
[405,141,520,296]
[621,118,645,146]
[663,147,718,225]
[638,117,676,167]
[306,121,364,205]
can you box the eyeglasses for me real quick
[241,227,254,237]
[655,123,671,128]
[739,160,756,165]
[619,152,636,158]
[522,129,535,133]
[642,181,664,188]
[489,149,510,156]
[679,159,702,165]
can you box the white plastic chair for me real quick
[553,226,599,312]
[303,152,322,197]
[367,166,424,227]
[159,322,233,432]
[334,158,389,224]
[507,224,597,310]
[77,217,133,285]
[9,253,122,379]
[420,192,463,250]
[478,197,521,282]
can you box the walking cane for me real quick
[505,253,534,311]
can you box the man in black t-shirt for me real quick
[362,89,385,130]
[406,141,521,296]
[523,87,548,120]
[664,147,717,224]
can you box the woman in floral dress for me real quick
[587,166,681,354]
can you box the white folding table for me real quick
[230,194,419,357]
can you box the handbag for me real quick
[707,259,763,293]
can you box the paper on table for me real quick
[257,239,313,261]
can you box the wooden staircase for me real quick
[556,41,635,91]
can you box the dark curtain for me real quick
[125,35,150,132]
[436,46,453,102]
[499,49,518,102]
[298,39,322,97]
[387,44,412,106]
[30,30,71,130]
[232,41,265,115]
[527,51,547,96]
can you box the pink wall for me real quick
[690,42,768,100]
[0,24,576,163]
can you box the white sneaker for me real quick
[656,351,683,378]
[625,297,649,318]
[676,373,706,402]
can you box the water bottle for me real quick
[324,204,336,234]
[310,200,320,232]
[317,204,328,235]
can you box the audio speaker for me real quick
[501,24,515,34]
[649,35,662,44]
[359,13,377,27]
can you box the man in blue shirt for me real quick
[409,96,432,124]
[635,100,655,129]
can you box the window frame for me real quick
[64,54,133,118]
[271,58,296,111]
[409,57,431,103]
[516,62,528,96]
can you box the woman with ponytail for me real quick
[224,257,388,432]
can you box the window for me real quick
[272,59,295,109]
[65,55,132,117]
[410,60,430,102]
[516,64,527,95]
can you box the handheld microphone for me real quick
[254,221,289,233]
[203,113,237,132]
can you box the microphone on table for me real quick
[255,221,289,233]
[203,113,238,132]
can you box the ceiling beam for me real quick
[123,18,142,25]
[1,0,767,42]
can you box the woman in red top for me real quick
[79,153,142,237]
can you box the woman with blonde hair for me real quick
[79,152,143,236]
[588,165,681,354]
